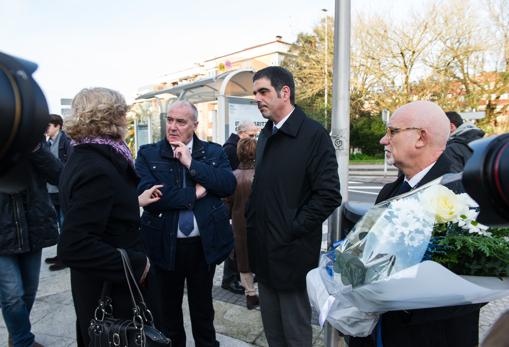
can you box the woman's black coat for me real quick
[58,144,148,346]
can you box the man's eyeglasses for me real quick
[385,127,422,138]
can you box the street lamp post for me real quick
[327,0,351,345]
[323,8,328,128]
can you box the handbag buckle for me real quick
[112,332,120,346]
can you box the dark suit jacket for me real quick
[349,153,481,347]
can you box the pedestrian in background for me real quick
[221,120,259,295]
[443,111,485,172]
[57,87,153,346]
[0,140,62,347]
[247,66,342,346]
[225,137,259,310]
[44,113,73,271]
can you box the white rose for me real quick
[420,185,470,223]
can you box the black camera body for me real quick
[0,52,49,169]
[0,52,49,192]
[463,134,509,227]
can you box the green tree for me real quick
[350,115,386,156]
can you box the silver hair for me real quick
[237,120,256,134]
[168,100,198,121]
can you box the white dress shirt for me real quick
[273,107,295,132]
[405,162,436,188]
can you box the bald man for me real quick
[348,101,482,347]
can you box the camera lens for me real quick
[463,133,509,226]
[0,52,49,175]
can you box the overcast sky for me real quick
[1,0,427,113]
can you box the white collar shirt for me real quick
[405,162,436,188]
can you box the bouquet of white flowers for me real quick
[307,175,509,337]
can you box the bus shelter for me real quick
[130,69,265,152]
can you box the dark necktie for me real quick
[396,180,412,196]
[178,167,194,236]
[272,126,278,135]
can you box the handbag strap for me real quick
[117,249,154,325]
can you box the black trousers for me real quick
[151,237,218,347]
[221,251,239,285]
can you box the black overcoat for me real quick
[246,107,342,291]
[58,144,148,346]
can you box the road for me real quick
[347,174,397,204]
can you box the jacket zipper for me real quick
[12,196,24,250]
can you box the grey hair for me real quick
[237,120,256,134]
[168,100,198,121]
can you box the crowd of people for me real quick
[0,65,493,347]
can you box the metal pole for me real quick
[381,109,390,176]
[323,8,328,128]
[329,0,351,242]
[326,0,350,346]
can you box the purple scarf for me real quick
[73,137,134,166]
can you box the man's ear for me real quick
[415,129,427,149]
[281,86,291,102]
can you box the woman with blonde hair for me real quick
[57,87,160,346]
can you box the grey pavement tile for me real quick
[32,332,75,347]
[214,301,264,343]
[31,303,76,340]
[1,246,508,347]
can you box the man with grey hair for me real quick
[221,120,259,294]
[223,120,258,170]
[136,100,236,347]
[349,100,482,347]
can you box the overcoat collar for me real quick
[261,106,306,138]
[78,143,139,183]
[376,152,453,203]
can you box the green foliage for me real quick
[349,153,384,161]
[350,115,386,156]
[430,226,509,277]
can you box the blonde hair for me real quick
[66,87,128,141]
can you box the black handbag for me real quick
[88,248,171,347]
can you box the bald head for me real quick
[381,101,450,179]
[392,101,450,150]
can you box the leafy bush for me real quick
[350,116,386,156]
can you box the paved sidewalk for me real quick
[1,245,507,346]
[0,246,324,346]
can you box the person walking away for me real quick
[44,113,73,271]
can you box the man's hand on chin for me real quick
[170,141,192,168]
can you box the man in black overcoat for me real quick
[247,66,342,346]
[348,101,482,347]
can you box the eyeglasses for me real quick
[385,127,422,138]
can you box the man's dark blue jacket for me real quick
[135,135,236,271]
